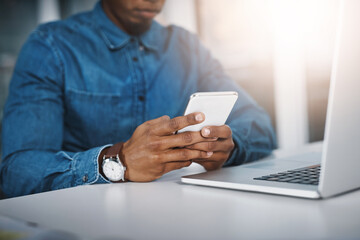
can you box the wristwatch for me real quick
[102,143,126,182]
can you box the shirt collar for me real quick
[92,1,161,51]
[138,21,162,51]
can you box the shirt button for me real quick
[82,175,88,182]
[139,45,144,51]
[133,57,138,62]
[138,96,145,101]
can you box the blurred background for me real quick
[0,0,339,158]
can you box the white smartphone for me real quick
[178,91,238,133]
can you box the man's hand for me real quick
[187,125,235,171]
[122,113,215,182]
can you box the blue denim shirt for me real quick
[0,2,276,197]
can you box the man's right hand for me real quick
[122,112,214,182]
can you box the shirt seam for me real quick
[35,30,65,90]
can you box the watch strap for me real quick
[104,142,124,159]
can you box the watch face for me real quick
[103,160,124,181]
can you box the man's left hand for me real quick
[186,125,235,171]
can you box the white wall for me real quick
[156,0,198,34]
[37,0,60,24]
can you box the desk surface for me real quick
[0,142,360,240]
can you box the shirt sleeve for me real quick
[192,33,277,166]
[0,30,110,198]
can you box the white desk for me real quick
[0,143,359,240]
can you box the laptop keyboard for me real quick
[253,164,321,185]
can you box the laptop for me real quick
[181,0,360,199]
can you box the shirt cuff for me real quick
[72,144,112,186]
[223,128,245,167]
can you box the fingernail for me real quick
[207,152,213,157]
[203,128,210,136]
[195,113,204,122]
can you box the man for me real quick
[0,0,276,197]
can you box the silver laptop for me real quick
[182,0,360,199]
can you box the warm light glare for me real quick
[200,0,339,73]
[199,0,339,147]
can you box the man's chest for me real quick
[60,46,198,148]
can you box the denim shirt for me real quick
[0,2,276,197]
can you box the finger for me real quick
[192,151,229,171]
[158,148,213,163]
[192,159,225,171]
[163,161,192,174]
[193,151,229,163]
[163,131,217,149]
[145,132,217,152]
[146,115,170,126]
[187,138,234,152]
[139,116,170,132]
[152,112,205,135]
[201,125,232,139]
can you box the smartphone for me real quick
[177,91,238,133]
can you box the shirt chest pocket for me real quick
[64,89,134,149]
